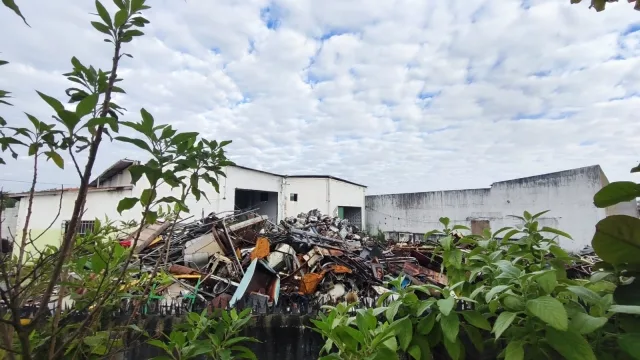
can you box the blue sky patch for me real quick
[260,5,281,30]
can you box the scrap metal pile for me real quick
[122,209,450,314]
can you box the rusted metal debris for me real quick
[117,208,458,314]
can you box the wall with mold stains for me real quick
[366,165,638,252]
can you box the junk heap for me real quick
[123,209,450,314]
[123,209,598,315]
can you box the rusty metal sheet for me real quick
[168,264,200,275]
[329,265,352,274]
[299,273,324,294]
[251,237,271,260]
[402,262,448,286]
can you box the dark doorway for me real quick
[234,189,279,222]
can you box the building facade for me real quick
[366,165,638,252]
[9,160,366,253]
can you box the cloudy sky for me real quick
[1,0,639,195]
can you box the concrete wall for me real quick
[366,166,637,252]
[14,188,134,254]
[284,178,329,216]
[98,170,132,188]
[1,205,19,240]
[328,179,366,228]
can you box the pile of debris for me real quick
[122,209,450,314]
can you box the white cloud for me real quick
[1,0,640,195]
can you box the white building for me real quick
[9,159,366,253]
[366,165,638,252]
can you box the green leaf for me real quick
[44,151,64,169]
[492,311,516,339]
[437,296,455,316]
[632,163,640,173]
[386,300,401,321]
[76,93,99,118]
[407,345,421,360]
[535,270,557,294]
[442,337,461,360]
[117,197,138,214]
[566,286,601,305]
[501,229,521,243]
[58,110,81,131]
[439,312,459,343]
[485,285,509,303]
[618,333,640,360]
[416,312,436,335]
[545,328,596,360]
[171,132,199,146]
[526,296,568,331]
[114,9,128,27]
[569,312,607,335]
[85,117,118,132]
[590,271,613,283]
[140,188,157,206]
[505,340,524,360]
[2,0,28,25]
[463,324,483,352]
[593,181,640,208]
[409,334,431,360]
[37,91,64,112]
[91,21,111,34]
[608,305,640,315]
[460,311,490,331]
[439,217,450,228]
[592,215,640,265]
[124,29,144,37]
[540,226,572,240]
[115,136,152,152]
[391,316,413,351]
[95,0,112,27]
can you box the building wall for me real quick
[1,205,19,240]
[328,179,366,228]
[98,170,132,188]
[366,166,636,252]
[14,188,133,254]
[284,178,329,216]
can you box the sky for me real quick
[1,0,640,195]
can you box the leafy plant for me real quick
[148,309,257,360]
[315,209,639,359]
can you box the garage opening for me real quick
[338,206,362,229]
[234,189,279,222]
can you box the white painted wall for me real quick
[366,166,637,252]
[285,178,329,216]
[328,179,366,228]
[1,205,19,240]
[98,170,132,188]
[11,165,366,252]
[13,188,133,253]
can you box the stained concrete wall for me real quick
[1,205,19,240]
[366,166,638,252]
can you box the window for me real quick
[62,220,96,237]
[289,193,298,201]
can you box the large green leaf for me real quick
[592,215,640,265]
[117,197,138,214]
[618,333,640,360]
[505,340,524,360]
[485,285,509,303]
[443,337,461,360]
[390,316,412,351]
[535,270,557,294]
[608,305,640,315]
[439,312,459,343]
[2,0,28,25]
[526,296,568,331]
[76,93,99,118]
[566,286,601,305]
[594,182,640,208]
[569,313,607,335]
[545,328,596,360]
[416,312,436,335]
[492,311,516,339]
[437,296,455,316]
[540,226,573,240]
[460,311,490,331]
[409,334,431,360]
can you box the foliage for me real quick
[0,1,236,359]
[314,210,640,359]
[570,0,640,12]
[148,309,257,360]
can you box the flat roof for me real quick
[10,185,133,198]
